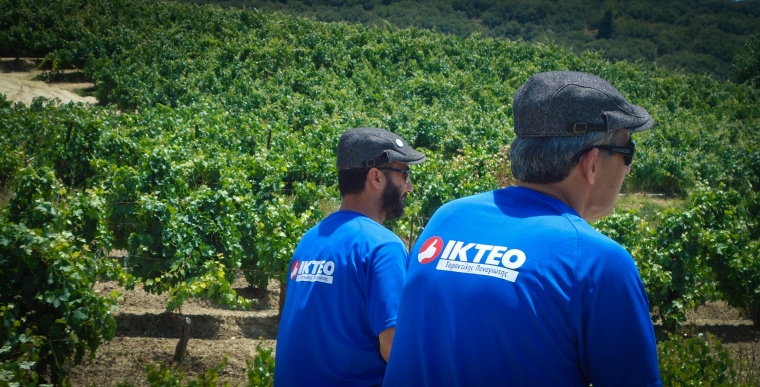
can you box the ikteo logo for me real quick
[416,236,526,283]
[290,259,335,284]
[417,236,443,264]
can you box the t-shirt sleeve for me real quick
[573,243,662,387]
[365,240,408,336]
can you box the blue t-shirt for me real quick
[275,210,408,387]
[384,187,662,387]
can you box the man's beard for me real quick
[381,180,405,221]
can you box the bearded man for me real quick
[274,127,426,386]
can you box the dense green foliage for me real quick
[1,0,760,383]
[735,34,760,87]
[5,0,756,196]
[176,0,760,81]
[658,333,753,387]
[596,187,760,332]
[0,163,132,384]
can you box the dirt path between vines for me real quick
[65,274,760,386]
[0,58,98,105]
[68,276,280,386]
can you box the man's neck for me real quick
[339,194,384,224]
[517,178,591,221]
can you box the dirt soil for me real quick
[67,275,280,387]
[0,58,98,106]
[66,273,760,386]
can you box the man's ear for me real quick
[578,148,599,185]
[366,168,385,190]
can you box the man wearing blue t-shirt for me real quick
[274,127,426,386]
[384,72,662,387]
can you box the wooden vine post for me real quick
[173,314,192,362]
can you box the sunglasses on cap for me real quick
[577,140,636,166]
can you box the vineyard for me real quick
[179,0,760,82]
[1,0,760,385]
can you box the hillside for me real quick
[175,0,760,81]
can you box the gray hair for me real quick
[509,131,623,184]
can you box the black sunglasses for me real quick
[377,167,411,183]
[578,140,636,166]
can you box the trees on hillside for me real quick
[735,34,760,87]
[178,0,760,81]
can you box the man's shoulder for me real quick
[573,220,628,254]
[569,220,638,279]
[430,187,573,224]
[432,190,497,216]
[313,210,403,246]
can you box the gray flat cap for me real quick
[337,127,426,170]
[513,71,654,137]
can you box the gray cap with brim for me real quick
[513,71,654,137]
[337,127,426,170]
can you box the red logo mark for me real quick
[290,260,300,280]
[418,236,444,264]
